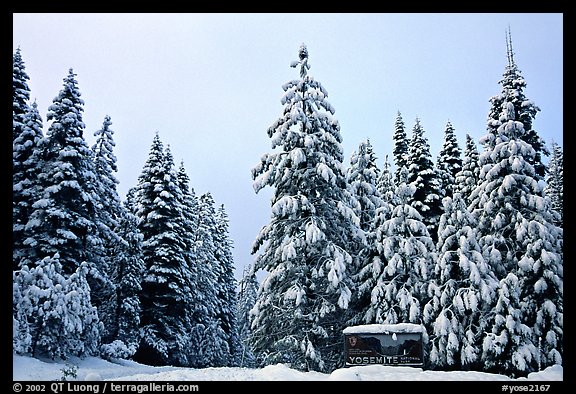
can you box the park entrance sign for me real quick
[343,323,426,367]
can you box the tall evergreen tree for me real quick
[191,192,229,368]
[453,134,481,206]
[392,111,409,185]
[436,120,462,199]
[91,115,123,344]
[236,264,259,368]
[250,43,362,373]
[545,141,563,227]
[359,167,436,325]
[470,94,563,377]
[406,118,443,241]
[484,28,548,181]
[132,134,192,366]
[214,203,243,367]
[13,47,31,141]
[346,139,383,233]
[23,68,101,276]
[13,255,101,359]
[376,154,396,204]
[423,193,498,371]
[13,101,44,270]
[101,188,144,360]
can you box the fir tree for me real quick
[423,193,498,371]
[453,134,481,206]
[545,142,563,227]
[392,111,409,185]
[91,115,123,344]
[190,192,229,368]
[406,118,443,241]
[250,43,362,373]
[214,203,243,367]
[471,94,563,377]
[23,68,102,276]
[132,134,193,366]
[103,189,144,359]
[13,47,31,141]
[359,167,436,325]
[376,154,396,205]
[436,120,462,199]
[484,27,548,181]
[236,264,259,367]
[13,255,102,359]
[13,101,44,270]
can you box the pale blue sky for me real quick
[13,13,563,280]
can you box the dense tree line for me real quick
[12,48,242,368]
[13,31,562,378]
[248,39,562,378]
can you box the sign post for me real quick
[343,323,426,367]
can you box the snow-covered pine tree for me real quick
[13,254,102,359]
[13,47,31,142]
[236,264,259,367]
[453,134,481,206]
[250,43,362,373]
[189,192,229,368]
[359,167,436,325]
[485,27,548,181]
[392,111,409,185]
[91,115,124,345]
[436,120,462,199]
[101,188,144,360]
[132,134,193,366]
[423,193,498,371]
[13,101,44,270]
[471,94,563,377]
[406,117,443,242]
[22,68,102,276]
[376,154,396,205]
[545,142,563,228]
[345,139,386,327]
[346,139,383,233]
[214,203,243,367]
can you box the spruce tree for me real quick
[471,95,563,377]
[453,134,481,206]
[346,139,383,233]
[545,142,563,227]
[13,255,102,359]
[23,68,102,276]
[392,111,409,185]
[191,192,229,368]
[484,28,548,181]
[236,264,259,367]
[102,188,144,359]
[13,47,31,141]
[436,120,462,199]
[214,203,243,366]
[250,43,362,372]
[406,118,443,241]
[132,134,192,366]
[91,115,123,344]
[423,193,498,371]
[376,154,396,204]
[359,167,435,325]
[13,101,44,270]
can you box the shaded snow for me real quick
[13,354,562,381]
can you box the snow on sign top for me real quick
[343,323,425,334]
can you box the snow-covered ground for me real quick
[13,354,562,381]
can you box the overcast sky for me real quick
[12,13,563,281]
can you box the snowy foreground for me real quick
[14,354,562,382]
